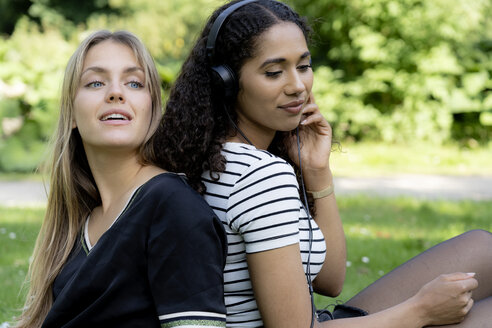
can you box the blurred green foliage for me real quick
[291,0,492,144]
[0,0,491,172]
[0,0,31,34]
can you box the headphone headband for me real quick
[206,0,258,63]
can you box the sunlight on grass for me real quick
[1,196,491,322]
[315,196,492,310]
[0,173,43,182]
[0,206,44,324]
[331,142,492,177]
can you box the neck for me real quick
[228,111,277,150]
[227,127,275,150]
[226,134,267,150]
[84,146,162,213]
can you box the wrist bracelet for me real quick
[307,183,334,199]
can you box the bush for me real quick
[291,0,492,144]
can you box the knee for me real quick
[463,229,491,238]
[461,229,492,247]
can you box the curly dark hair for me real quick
[154,0,313,200]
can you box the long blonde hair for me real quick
[15,30,162,328]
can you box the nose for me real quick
[106,83,125,103]
[285,70,306,96]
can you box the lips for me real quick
[278,99,305,114]
[99,110,132,122]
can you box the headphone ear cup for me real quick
[211,64,238,101]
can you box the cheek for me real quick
[253,87,277,109]
[72,91,93,130]
[141,94,153,122]
[242,80,273,105]
[72,97,83,129]
[303,73,314,92]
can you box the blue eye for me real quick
[86,81,104,88]
[128,81,144,89]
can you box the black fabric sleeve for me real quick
[146,178,227,327]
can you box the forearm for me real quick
[304,169,346,296]
[317,297,425,328]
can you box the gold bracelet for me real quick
[307,183,334,199]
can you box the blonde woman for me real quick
[15,30,227,328]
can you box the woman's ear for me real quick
[72,119,77,129]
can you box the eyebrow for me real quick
[259,51,311,68]
[81,66,144,76]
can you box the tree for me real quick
[0,0,31,35]
[290,0,492,144]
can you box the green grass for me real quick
[1,142,492,180]
[330,142,492,177]
[0,206,44,324]
[0,172,43,182]
[1,197,492,323]
[315,196,492,309]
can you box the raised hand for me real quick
[285,93,333,188]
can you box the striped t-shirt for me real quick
[203,143,326,327]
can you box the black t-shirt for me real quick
[43,173,227,328]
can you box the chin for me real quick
[278,120,302,132]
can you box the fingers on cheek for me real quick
[303,104,318,114]
[301,116,327,128]
[307,113,324,125]
[300,115,314,125]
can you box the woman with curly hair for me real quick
[155,0,492,327]
[14,30,227,328]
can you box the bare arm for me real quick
[307,173,346,297]
[286,93,346,296]
[247,244,477,328]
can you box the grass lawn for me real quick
[1,197,491,323]
[330,142,492,177]
[0,172,43,182]
[1,142,491,183]
[315,196,492,309]
[0,206,44,324]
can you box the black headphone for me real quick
[206,0,258,100]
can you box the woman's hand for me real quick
[411,272,478,326]
[285,93,333,189]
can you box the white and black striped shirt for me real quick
[203,143,326,327]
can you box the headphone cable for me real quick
[296,126,316,328]
[223,104,254,145]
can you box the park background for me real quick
[0,0,491,324]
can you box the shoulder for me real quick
[222,144,301,251]
[224,143,297,187]
[138,172,205,204]
[222,142,296,180]
[134,173,219,227]
[222,142,286,164]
